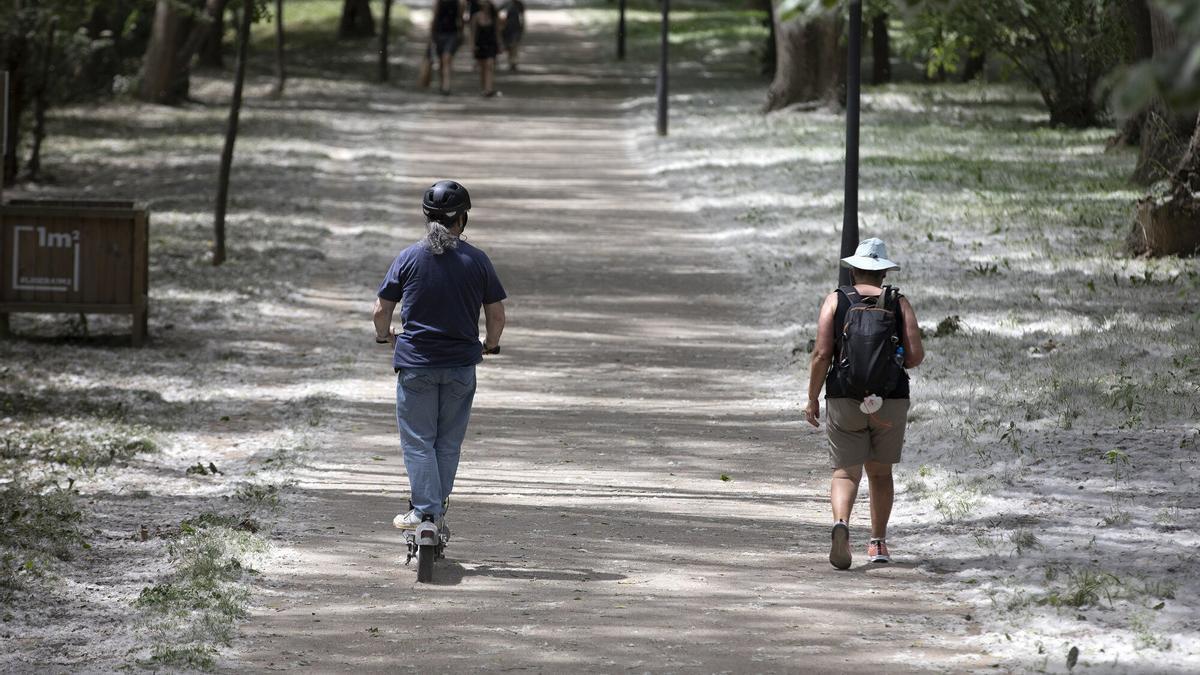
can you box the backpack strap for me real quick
[837,285,861,305]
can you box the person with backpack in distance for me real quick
[373,180,507,531]
[804,238,924,569]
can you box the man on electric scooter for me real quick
[373,180,507,530]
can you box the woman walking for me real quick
[805,238,924,569]
[471,0,502,96]
[429,0,465,95]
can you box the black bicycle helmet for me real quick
[422,180,471,224]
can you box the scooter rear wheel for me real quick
[416,543,435,582]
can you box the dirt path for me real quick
[228,9,984,672]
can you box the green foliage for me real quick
[1,425,156,471]
[0,478,85,598]
[134,521,265,668]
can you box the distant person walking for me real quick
[804,238,924,569]
[430,0,466,95]
[374,180,507,529]
[501,0,526,71]
[471,0,502,96]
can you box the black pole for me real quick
[656,0,669,136]
[617,0,626,60]
[838,0,862,287]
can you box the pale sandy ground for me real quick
[224,7,990,673]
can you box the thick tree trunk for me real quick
[960,48,985,82]
[214,0,254,266]
[1130,115,1200,257]
[870,13,889,85]
[139,0,189,103]
[764,8,844,112]
[339,0,376,39]
[140,0,229,104]
[1131,3,1194,183]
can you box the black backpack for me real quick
[833,285,904,400]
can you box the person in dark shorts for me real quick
[804,238,925,569]
[470,0,501,96]
[430,0,465,95]
[501,0,525,71]
[374,180,507,529]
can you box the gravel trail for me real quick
[228,9,985,672]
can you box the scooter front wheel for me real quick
[416,543,436,582]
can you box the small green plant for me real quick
[1106,376,1145,429]
[971,262,1000,277]
[233,481,291,511]
[1010,529,1041,555]
[934,488,978,523]
[719,473,732,482]
[1103,448,1131,479]
[1041,568,1121,609]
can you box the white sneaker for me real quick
[393,509,423,529]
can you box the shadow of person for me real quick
[425,560,627,586]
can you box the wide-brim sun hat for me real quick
[840,237,901,272]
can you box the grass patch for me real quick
[1,424,156,472]
[580,2,768,67]
[134,521,266,669]
[0,478,86,599]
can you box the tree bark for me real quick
[1128,3,1196,183]
[761,0,776,76]
[272,0,286,97]
[765,7,844,112]
[198,7,225,68]
[870,13,889,85]
[3,34,28,186]
[339,0,376,39]
[214,0,253,266]
[379,0,394,82]
[28,19,57,182]
[139,0,229,104]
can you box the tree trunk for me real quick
[765,7,844,112]
[214,0,253,266]
[272,0,286,97]
[3,37,28,186]
[960,48,985,82]
[140,0,229,104]
[1130,114,1200,257]
[870,13,889,85]
[1131,3,1194,183]
[339,0,376,39]
[761,0,776,76]
[198,7,225,68]
[379,0,394,82]
[139,0,189,103]
[28,19,58,182]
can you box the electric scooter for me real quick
[403,503,450,583]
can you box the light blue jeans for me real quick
[395,365,477,519]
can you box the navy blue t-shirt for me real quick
[377,240,507,369]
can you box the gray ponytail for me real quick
[423,220,460,254]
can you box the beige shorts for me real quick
[826,398,910,469]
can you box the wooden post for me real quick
[272,0,286,97]
[213,0,252,266]
[839,0,862,287]
[656,0,669,136]
[379,0,393,82]
[617,0,626,60]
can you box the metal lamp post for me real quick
[617,0,627,60]
[839,0,863,286]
